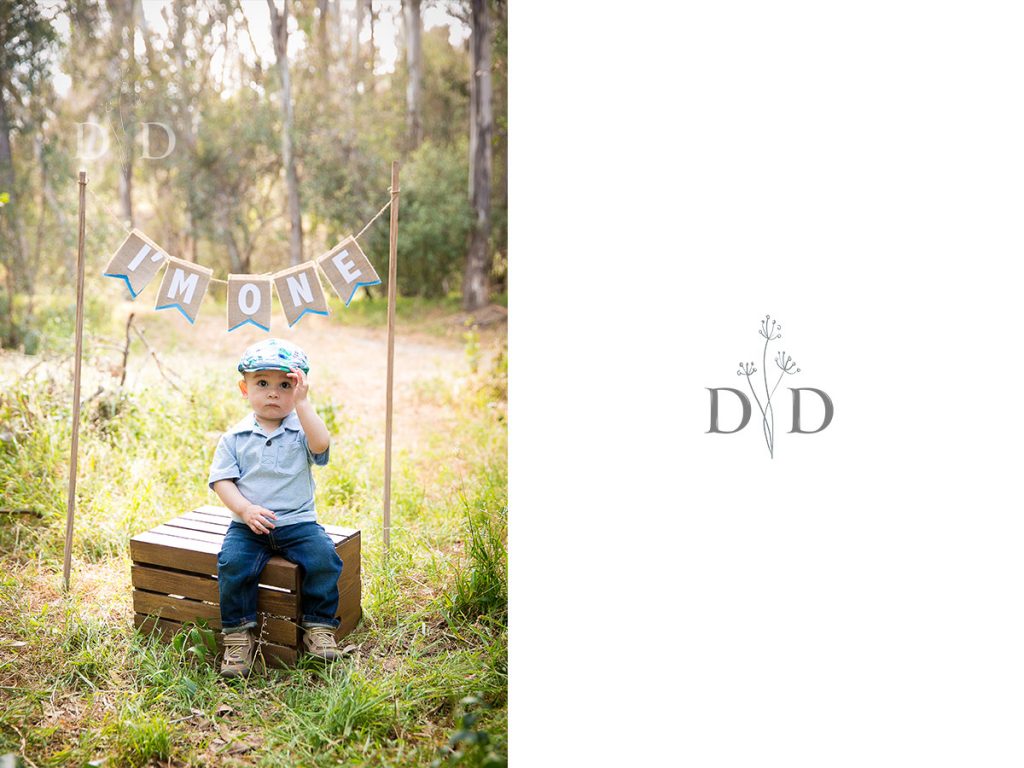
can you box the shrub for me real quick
[366,140,473,298]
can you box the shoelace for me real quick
[224,634,251,662]
[307,627,336,649]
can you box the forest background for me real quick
[0,0,507,349]
[0,2,508,766]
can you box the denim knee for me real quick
[309,544,343,581]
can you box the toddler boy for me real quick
[208,338,343,677]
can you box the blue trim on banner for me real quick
[343,278,382,307]
[228,318,271,332]
[288,308,329,327]
[103,272,139,299]
[155,303,196,325]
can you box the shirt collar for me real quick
[228,411,301,437]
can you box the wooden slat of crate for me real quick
[182,505,357,537]
[152,522,350,559]
[130,529,299,589]
[182,510,231,527]
[135,615,297,668]
[133,591,299,646]
[336,533,361,596]
[131,565,298,618]
[178,510,356,545]
[162,516,230,536]
[149,524,230,545]
[195,505,231,517]
[192,506,353,532]
[132,507,362,662]
[131,521,358,597]
[326,532,361,641]
[335,578,361,639]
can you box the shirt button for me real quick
[266,439,272,446]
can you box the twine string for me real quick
[354,192,395,242]
[75,172,396,285]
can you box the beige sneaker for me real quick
[220,630,255,678]
[303,626,341,661]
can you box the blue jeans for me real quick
[217,521,343,634]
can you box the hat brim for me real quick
[238,364,310,374]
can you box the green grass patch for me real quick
[0,323,507,766]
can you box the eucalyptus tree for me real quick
[403,0,423,150]
[267,0,304,266]
[463,0,492,311]
[0,1,57,345]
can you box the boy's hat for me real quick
[237,338,310,374]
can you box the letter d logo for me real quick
[706,388,751,434]
[789,388,834,434]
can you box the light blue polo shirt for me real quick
[208,411,330,527]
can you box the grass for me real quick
[0,314,507,766]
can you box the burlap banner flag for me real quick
[102,227,384,330]
[227,275,272,332]
[155,257,213,324]
[273,262,329,327]
[103,229,169,298]
[316,236,382,307]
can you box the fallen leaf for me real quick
[215,704,234,717]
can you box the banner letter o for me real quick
[238,283,261,315]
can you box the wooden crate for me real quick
[130,505,361,667]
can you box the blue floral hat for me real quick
[237,338,310,374]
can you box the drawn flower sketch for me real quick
[736,315,800,458]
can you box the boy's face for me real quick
[239,369,296,422]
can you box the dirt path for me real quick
[5,300,504,456]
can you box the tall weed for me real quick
[444,504,508,625]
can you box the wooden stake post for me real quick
[61,166,400,583]
[383,162,400,553]
[63,171,88,591]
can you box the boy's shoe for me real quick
[303,626,341,661]
[220,630,255,678]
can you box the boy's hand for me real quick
[241,504,277,535]
[287,367,309,404]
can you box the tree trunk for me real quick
[368,1,377,76]
[0,94,15,208]
[268,0,303,266]
[170,2,199,262]
[32,134,46,309]
[117,131,133,229]
[0,89,28,308]
[316,0,331,82]
[463,0,492,312]
[403,0,422,150]
[219,207,243,273]
[352,0,365,83]
[118,0,136,228]
[0,96,12,341]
